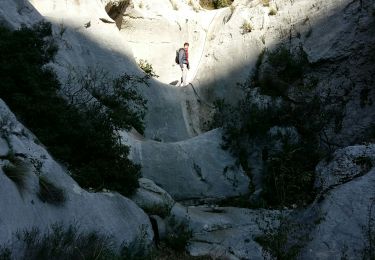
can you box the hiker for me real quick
[178,42,190,87]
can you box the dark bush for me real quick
[3,224,116,260]
[200,0,233,9]
[164,218,192,252]
[0,22,143,196]
[213,45,328,207]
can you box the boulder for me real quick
[131,177,175,217]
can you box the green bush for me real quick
[268,7,277,15]
[164,218,192,252]
[0,22,144,196]
[261,0,270,7]
[138,59,159,78]
[267,46,308,84]
[213,45,330,207]
[262,137,318,206]
[215,0,232,8]
[200,0,233,9]
[241,21,253,34]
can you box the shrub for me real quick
[3,224,116,260]
[241,21,253,34]
[37,176,66,205]
[267,45,309,84]
[0,247,11,260]
[262,0,270,7]
[199,0,215,9]
[0,22,143,196]
[214,44,331,207]
[138,59,159,78]
[200,0,233,9]
[215,0,232,8]
[2,157,28,191]
[269,7,277,15]
[262,137,318,207]
[164,218,192,252]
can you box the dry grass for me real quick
[2,157,28,191]
[262,0,270,7]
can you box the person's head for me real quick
[184,42,189,51]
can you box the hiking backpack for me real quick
[175,48,183,64]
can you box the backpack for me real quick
[175,48,184,64]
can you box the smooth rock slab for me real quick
[123,129,250,202]
[170,203,277,259]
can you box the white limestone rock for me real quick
[123,129,250,202]
[0,99,153,250]
[315,144,375,191]
[302,168,375,259]
[131,177,175,217]
[170,203,279,259]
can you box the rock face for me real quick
[315,145,375,191]
[123,129,250,202]
[301,145,375,259]
[171,203,276,260]
[0,0,374,259]
[0,99,153,251]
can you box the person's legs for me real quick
[182,64,188,87]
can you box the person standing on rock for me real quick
[178,42,190,87]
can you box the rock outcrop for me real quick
[0,0,374,259]
[0,99,153,251]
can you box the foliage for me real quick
[2,157,28,191]
[64,66,148,134]
[120,225,151,259]
[262,0,270,7]
[241,21,253,34]
[37,176,66,205]
[0,247,11,260]
[164,218,193,252]
[255,212,311,260]
[269,7,277,15]
[215,0,232,8]
[268,46,309,84]
[262,136,318,207]
[0,223,209,260]
[212,45,331,207]
[138,59,159,78]
[2,224,116,260]
[0,22,143,196]
[200,0,233,9]
[353,156,373,174]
